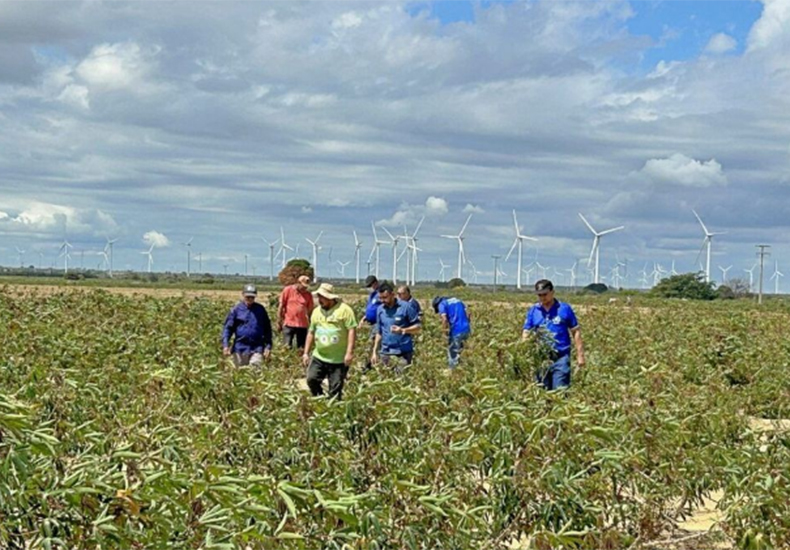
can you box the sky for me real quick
[1,0,789,288]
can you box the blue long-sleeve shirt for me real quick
[222,301,273,353]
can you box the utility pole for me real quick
[756,244,771,305]
[491,255,501,293]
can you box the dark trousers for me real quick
[283,326,308,349]
[306,357,349,400]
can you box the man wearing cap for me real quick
[432,296,471,368]
[222,284,273,367]
[522,279,586,390]
[362,275,381,371]
[302,283,357,400]
[371,282,421,371]
[277,275,314,351]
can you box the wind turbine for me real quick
[182,237,193,277]
[336,260,350,278]
[141,244,154,273]
[369,222,387,278]
[566,261,578,289]
[15,247,25,268]
[353,231,362,284]
[262,236,280,280]
[718,265,732,284]
[440,214,472,280]
[770,261,784,294]
[578,213,625,285]
[744,263,757,291]
[401,216,425,285]
[505,210,538,289]
[58,239,73,274]
[105,237,118,278]
[438,259,449,283]
[380,227,402,284]
[305,231,323,281]
[279,227,294,269]
[692,209,726,283]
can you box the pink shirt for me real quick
[279,285,314,328]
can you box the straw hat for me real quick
[314,283,340,300]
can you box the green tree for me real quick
[278,258,314,286]
[651,272,717,300]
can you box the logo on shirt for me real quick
[552,316,562,325]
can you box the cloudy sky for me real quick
[1,0,789,286]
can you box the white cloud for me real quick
[75,42,153,91]
[378,196,449,226]
[747,0,790,52]
[705,33,737,54]
[0,202,118,235]
[143,230,169,248]
[463,204,485,214]
[636,154,727,188]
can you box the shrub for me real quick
[447,277,466,288]
[278,259,314,286]
[651,272,717,300]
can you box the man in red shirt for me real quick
[278,275,315,351]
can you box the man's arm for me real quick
[441,314,449,334]
[371,332,382,365]
[571,327,585,367]
[277,288,288,329]
[222,308,235,355]
[302,330,314,367]
[345,328,356,366]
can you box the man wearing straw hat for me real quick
[302,283,358,400]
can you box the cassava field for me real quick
[1,285,789,549]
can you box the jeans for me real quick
[447,332,469,368]
[536,354,571,390]
[306,357,349,400]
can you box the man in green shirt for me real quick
[302,283,358,400]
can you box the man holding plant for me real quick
[303,283,357,400]
[522,279,585,390]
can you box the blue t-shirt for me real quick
[438,298,470,338]
[406,297,422,319]
[377,299,421,355]
[364,289,380,324]
[523,300,578,356]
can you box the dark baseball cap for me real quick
[242,284,258,296]
[534,279,553,294]
[364,275,378,287]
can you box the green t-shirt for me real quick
[309,302,357,364]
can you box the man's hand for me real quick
[344,352,353,367]
[263,348,271,361]
[222,346,231,357]
[576,354,586,368]
[302,353,311,367]
[371,352,379,366]
[391,326,402,334]
[277,321,283,332]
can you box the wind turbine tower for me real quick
[578,213,625,285]
[305,231,323,281]
[183,237,193,277]
[353,231,362,284]
[263,236,280,280]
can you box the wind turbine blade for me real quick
[578,213,597,234]
[381,227,396,241]
[412,216,425,238]
[459,214,472,236]
[353,230,359,246]
[512,210,520,234]
[586,239,596,267]
[598,226,625,236]
[505,238,518,262]
[693,239,707,267]
[692,209,710,235]
[371,221,379,241]
[315,231,323,243]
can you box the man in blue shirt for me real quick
[222,284,273,367]
[371,281,421,371]
[522,279,585,390]
[397,285,423,320]
[362,275,381,371]
[432,296,471,368]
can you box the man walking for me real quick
[432,296,471,368]
[371,282,421,371]
[362,275,381,371]
[222,284,273,367]
[522,279,585,390]
[278,275,314,350]
[302,283,357,400]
